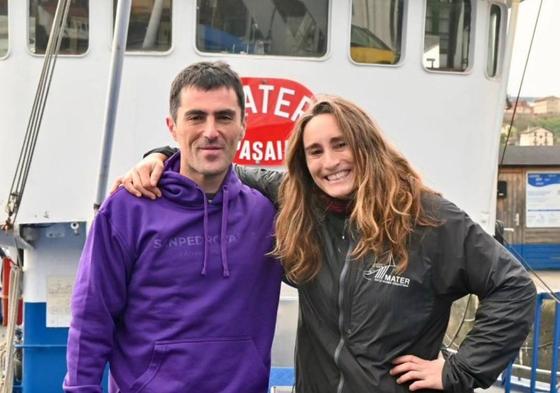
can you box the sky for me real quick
[507,0,560,98]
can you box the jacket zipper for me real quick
[334,224,352,393]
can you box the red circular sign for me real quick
[236,77,314,166]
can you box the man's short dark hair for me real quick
[169,61,245,121]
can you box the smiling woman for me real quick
[262,95,536,393]
[275,96,437,282]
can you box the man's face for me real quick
[167,86,246,192]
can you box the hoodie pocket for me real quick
[129,337,269,393]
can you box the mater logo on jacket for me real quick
[363,254,411,288]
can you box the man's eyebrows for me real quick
[184,109,206,118]
[215,109,236,116]
[183,109,236,117]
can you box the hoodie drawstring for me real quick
[200,195,209,276]
[200,186,230,278]
[220,186,230,277]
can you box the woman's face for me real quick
[302,113,356,199]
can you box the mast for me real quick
[94,0,132,211]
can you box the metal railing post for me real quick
[551,300,560,393]
[530,294,544,393]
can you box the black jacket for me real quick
[154,148,536,393]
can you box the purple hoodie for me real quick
[64,153,283,393]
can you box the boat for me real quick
[0,1,533,391]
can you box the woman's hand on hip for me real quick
[390,354,444,391]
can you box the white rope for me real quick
[3,0,72,230]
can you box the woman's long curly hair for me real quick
[273,96,439,284]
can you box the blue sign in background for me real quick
[528,173,560,187]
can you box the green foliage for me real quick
[536,117,560,134]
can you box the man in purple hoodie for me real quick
[63,62,283,393]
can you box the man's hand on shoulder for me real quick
[110,153,167,199]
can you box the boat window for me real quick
[423,0,471,72]
[28,0,89,55]
[0,0,7,58]
[113,0,172,52]
[487,4,502,77]
[196,0,328,57]
[350,0,404,65]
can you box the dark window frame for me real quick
[423,0,473,73]
[348,0,405,66]
[486,3,504,78]
[0,0,8,58]
[27,0,90,56]
[111,0,174,54]
[195,0,329,58]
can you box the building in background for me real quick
[519,126,555,146]
[533,96,560,115]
